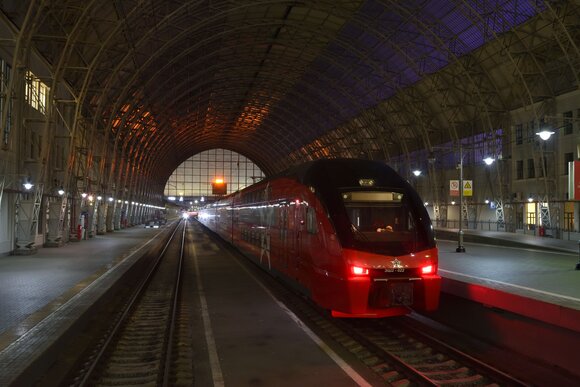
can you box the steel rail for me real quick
[78,219,184,386]
[162,220,187,386]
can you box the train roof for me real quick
[271,158,409,190]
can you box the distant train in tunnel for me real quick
[197,158,440,318]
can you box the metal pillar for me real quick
[457,146,465,252]
[45,197,64,247]
[97,201,106,235]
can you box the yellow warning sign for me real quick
[463,180,473,197]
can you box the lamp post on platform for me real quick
[456,145,466,253]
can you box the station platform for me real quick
[434,227,580,333]
[0,222,376,386]
[0,223,578,385]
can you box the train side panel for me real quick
[198,159,441,318]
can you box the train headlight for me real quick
[351,265,369,276]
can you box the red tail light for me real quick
[351,266,369,275]
[421,265,434,274]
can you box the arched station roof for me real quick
[4,0,580,186]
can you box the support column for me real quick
[127,202,134,226]
[114,200,123,230]
[106,199,115,232]
[70,196,88,242]
[14,195,38,255]
[45,197,64,247]
[87,198,97,238]
[97,200,106,235]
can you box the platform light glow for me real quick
[536,130,555,140]
[483,157,495,165]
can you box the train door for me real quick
[279,202,289,271]
[288,199,299,279]
[229,199,236,244]
[295,201,308,285]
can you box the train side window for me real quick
[279,205,287,240]
[307,207,318,234]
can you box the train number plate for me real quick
[388,282,413,306]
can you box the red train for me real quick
[198,158,440,318]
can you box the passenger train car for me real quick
[198,158,440,318]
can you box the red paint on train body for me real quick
[198,159,441,318]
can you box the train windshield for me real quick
[341,190,426,254]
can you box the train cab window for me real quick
[306,206,318,234]
[341,190,422,254]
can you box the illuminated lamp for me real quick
[483,157,495,165]
[23,178,33,190]
[421,265,434,274]
[536,130,555,141]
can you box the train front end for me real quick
[310,160,441,318]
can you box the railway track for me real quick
[71,220,192,386]
[68,221,529,386]
[292,294,528,386]
[221,240,529,386]
[334,317,527,386]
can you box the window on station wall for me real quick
[527,158,535,179]
[1,57,11,145]
[515,124,523,145]
[540,157,548,178]
[24,70,50,114]
[516,160,523,180]
[526,120,534,143]
[164,149,265,199]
